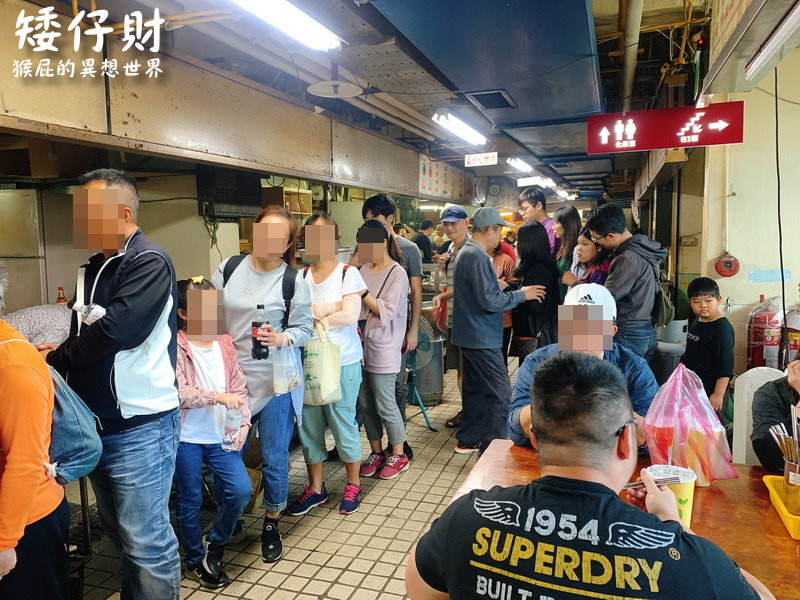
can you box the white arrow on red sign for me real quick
[599,127,610,144]
[709,120,729,131]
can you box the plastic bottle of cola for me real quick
[221,407,243,452]
[252,304,269,360]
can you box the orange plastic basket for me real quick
[763,475,800,540]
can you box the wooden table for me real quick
[455,440,800,599]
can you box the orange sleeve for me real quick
[0,361,63,550]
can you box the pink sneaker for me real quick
[360,452,386,477]
[379,454,410,480]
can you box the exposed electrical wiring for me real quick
[774,69,789,367]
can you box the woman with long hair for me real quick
[356,219,411,481]
[562,227,612,287]
[211,205,313,564]
[509,220,559,363]
[551,205,582,302]
[287,214,367,516]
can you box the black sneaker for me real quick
[261,518,283,563]
[325,447,340,462]
[187,560,231,590]
[384,442,414,460]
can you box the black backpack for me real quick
[222,254,298,329]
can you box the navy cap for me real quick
[440,205,468,222]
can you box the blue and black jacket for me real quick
[47,229,179,435]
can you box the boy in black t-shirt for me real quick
[680,278,735,426]
[406,353,772,600]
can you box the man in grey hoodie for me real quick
[586,205,667,362]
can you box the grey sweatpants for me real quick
[359,371,407,446]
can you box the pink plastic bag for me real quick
[643,363,738,485]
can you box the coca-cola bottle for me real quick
[251,304,269,360]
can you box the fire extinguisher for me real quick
[783,298,800,366]
[747,295,780,369]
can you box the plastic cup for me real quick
[647,464,697,528]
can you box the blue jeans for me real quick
[89,411,181,600]
[615,321,657,362]
[255,393,294,512]
[174,442,252,565]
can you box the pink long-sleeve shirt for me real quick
[359,263,409,374]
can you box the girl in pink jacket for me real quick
[174,277,252,590]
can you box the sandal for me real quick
[445,411,462,429]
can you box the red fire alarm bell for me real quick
[715,252,740,277]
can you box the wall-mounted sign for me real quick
[464,152,498,167]
[586,101,744,154]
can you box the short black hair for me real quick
[687,276,720,298]
[519,187,546,210]
[420,219,433,231]
[531,352,632,468]
[362,193,396,220]
[78,168,140,222]
[584,204,626,236]
[176,276,216,331]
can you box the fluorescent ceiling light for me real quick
[516,175,556,189]
[745,1,800,82]
[506,157,533,173]
[432,112,487,146]
[230,0,342,51]
[556,189,569,198]
[418,204,442,210]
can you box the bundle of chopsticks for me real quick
[623,476,681,490]
[769,405,799,464]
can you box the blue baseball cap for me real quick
[440,205,468,222]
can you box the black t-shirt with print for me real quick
[415,476,757,600]
[680,317,735,396]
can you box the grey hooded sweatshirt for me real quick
[603,234,668,324]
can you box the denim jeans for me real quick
[255,393,294,512]
[395,351,409,422]
[174,442,252,566]
[89,411,181,600]
[359,371,406,445]
[615,320,657,363]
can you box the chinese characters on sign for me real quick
[11,7,166,79]
[586,101,744,154]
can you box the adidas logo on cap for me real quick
[577,294,595,305]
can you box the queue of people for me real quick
[0,168,784,600]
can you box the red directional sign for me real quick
[586,101,744,154]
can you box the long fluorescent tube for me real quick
[556,189,569,198]
[745,1,800,82]
[432,112,487,146]
[418,204,442,210]
[506,157,533,173]
[516,175,556,188]
[230,0,342,51]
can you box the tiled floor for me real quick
[77,363,520,600]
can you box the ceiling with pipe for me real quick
[3,0,714,202]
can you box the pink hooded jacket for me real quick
[176,330,251,428]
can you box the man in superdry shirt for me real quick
[40,169,181,600]
[406,352,774,600]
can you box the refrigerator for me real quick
[0,189,47,313]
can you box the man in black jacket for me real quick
[586,205,667,362]
[751,357,800,471]
[40,169,181,600]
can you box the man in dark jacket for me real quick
[751,357,800,471]
[586,205,667,361]
[40,169,181,600]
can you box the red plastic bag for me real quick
[643,363,738,485]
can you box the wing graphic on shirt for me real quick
[606,522,675,550]
[473,498,521,527]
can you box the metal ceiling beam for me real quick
[622,0,645,111]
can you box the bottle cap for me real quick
[257,304,265,309]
